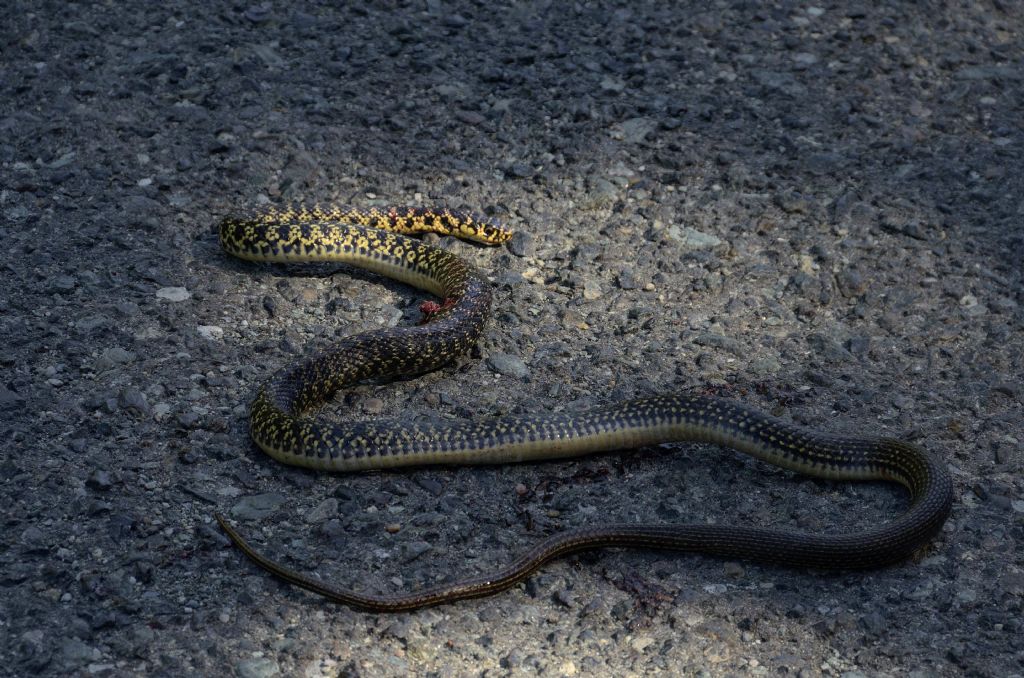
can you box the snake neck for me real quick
[264,276,492,417]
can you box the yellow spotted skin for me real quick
[215,205,953,612]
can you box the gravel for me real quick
[2,2,1022,676]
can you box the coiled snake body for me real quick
[215,205,953,612]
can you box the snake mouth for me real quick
[418,297,458,323]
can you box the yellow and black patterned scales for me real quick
[215,205,953,612]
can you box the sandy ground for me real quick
[2,2,1022,676]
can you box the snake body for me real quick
[215,205,953,612]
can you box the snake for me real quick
[214,205,953,613]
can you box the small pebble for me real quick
[94,347,135,371]
[666,226,722,250]
[230,493,288,520]
[487,353,530,380]
[197,325,224,340]
[723,562,745,578]
[402,540,432,561]
[837,269,867,297]
[52,275,77,292]
[86,470,113,491]
[152,402,172,421]
[508,232,535,257]
[236,658,280,678]
[0,386,25,410]
[118,387,150,416]
[155,286,190,302]
[631,636,656,652]
[306,498,339,523]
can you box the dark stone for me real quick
[117,388,150,416]
[508,232,535,257]
[86,470,114,491]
